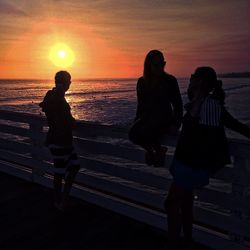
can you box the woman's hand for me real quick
[167,125,180,135]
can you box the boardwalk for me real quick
[1,110,250,249]
[0,172,211,250]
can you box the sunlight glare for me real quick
[58,50,66,58]
[49,43,75,68]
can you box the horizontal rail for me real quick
[1,154,249,240]
[0,138,32,154]
[0,123,31,138]
[1,109,250,249]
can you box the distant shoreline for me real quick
[0,78,138,81]
[218,72,250,78]
[1,72,250,81]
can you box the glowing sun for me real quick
[49,43,75,68]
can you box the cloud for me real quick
[0,1,27,16]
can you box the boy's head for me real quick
[55,71,71,92]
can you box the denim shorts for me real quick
[170,159,210,189]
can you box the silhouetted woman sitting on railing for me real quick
[129,50,183,167]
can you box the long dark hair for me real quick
[143,50,164,82]
[194,66,225,103]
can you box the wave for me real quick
[223,83,250,92]
[0,96,37,102]
[180,83,250,97]
[67,89,134,97]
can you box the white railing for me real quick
[0,109,250,250]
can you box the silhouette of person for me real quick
[39,71,80,211]
[165,67,250,250]
[129,50,183,167]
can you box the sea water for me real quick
[1,78,249,220]
[0,77,250,132]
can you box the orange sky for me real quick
[0,18,135,79]
[0,1,249,79]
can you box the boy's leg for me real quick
[61,147,80,208]
[50,145,68,207]
[62,168,78,207]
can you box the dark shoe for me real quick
[154,146,168,167]
[180,239,197,250]
[145,150,155,166]
[53,201,64,212]
[163,198,168,213]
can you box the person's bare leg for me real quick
[153,145,168,167]
[61,169,78,208]
[182,190,194,246]
[53,173,63,207]
[165,183,184,250]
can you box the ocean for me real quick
[1,78,250,239]
[0,77,250,133]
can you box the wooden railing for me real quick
[0,109,250,250]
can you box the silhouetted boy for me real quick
[39,71,80,210]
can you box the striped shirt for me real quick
[199,96,221,127]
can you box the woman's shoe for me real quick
[145,150,155,166]
[154,146,168,167]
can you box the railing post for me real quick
[29,119,45,181]
[230,156,248,244]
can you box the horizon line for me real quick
[0,75,189,81]
[1,71,249,81]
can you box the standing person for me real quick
[129,50,183,167]
[165,66,250,250]
[39,71,80,211]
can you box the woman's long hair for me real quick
[186,66,225,116]
[143,50,164,82]
[194,66,225,103]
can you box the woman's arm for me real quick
[222,108,250,138]
[170,77,183,128]
[135,77,146,120]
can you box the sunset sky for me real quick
[0,0,249,79]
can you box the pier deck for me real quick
[0,171,210,250]
[1,110,250,250]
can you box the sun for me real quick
[49,43,75,68]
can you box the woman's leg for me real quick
[181,190,194,245]
[129,119,157,165]
[53,173,63,206]
[128,119,153,151]
[151,124,169,167]
[165,183,183,250]
[153,144,168,167]
[165,182,193,250]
